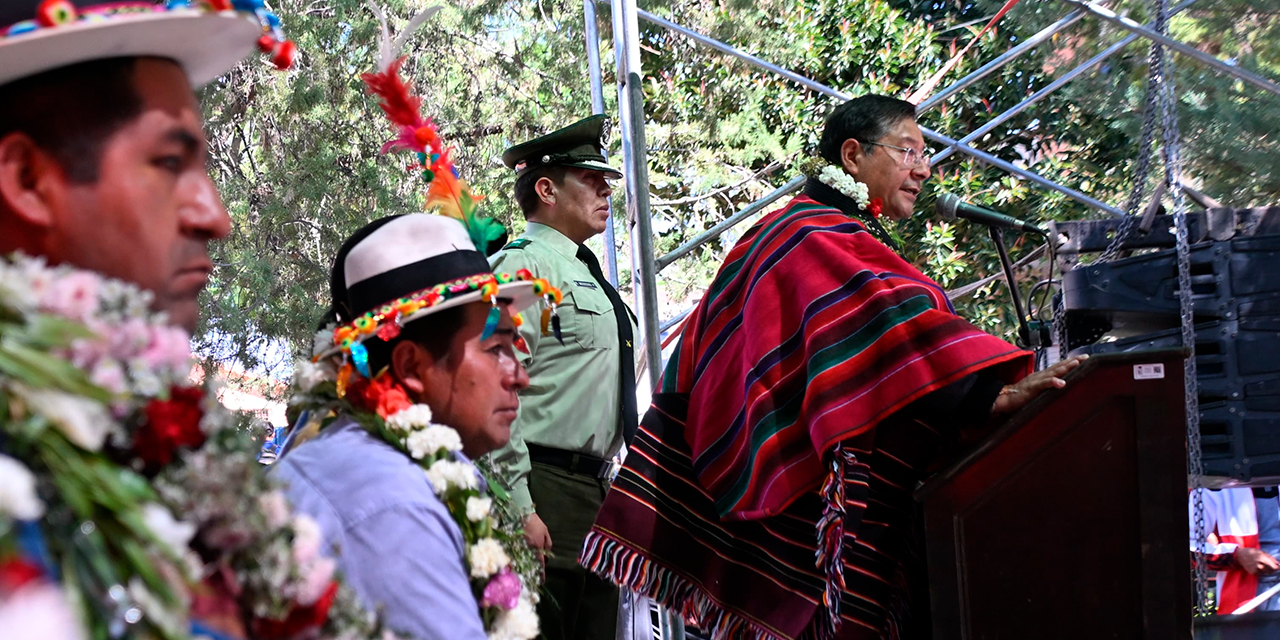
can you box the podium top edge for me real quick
[914,347,1190,501]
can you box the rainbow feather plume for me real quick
[360,17,507,255]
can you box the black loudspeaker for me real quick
[1058,216,1280,486]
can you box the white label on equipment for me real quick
[1134,363,1165,380]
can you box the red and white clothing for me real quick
[1191,487,1280,613]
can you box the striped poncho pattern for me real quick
[581,188,1031,639]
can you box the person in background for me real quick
[580,95,1085,639]
[488,115,637,640]
[1192,487,1280,614]
[271,214,535,639]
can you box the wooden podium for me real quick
[915,349,1192,640]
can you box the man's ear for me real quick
[839,138,864,179]
[533,175,557,207]
[0,132,62,229]
[391,339,432,396]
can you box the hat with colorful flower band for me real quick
[0,0,295,88]
[322,214,562,375]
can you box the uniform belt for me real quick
[528,443,609,477]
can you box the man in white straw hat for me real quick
[272,213,550,640]
[0,0,293,331]
[271,57,554,640]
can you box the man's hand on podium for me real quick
[991,355,1089,417]
[1236,547,1280,576]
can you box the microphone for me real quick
[935,193,1046,235]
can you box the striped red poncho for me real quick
[582,188,1032,639]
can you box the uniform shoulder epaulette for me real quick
[503,238,532,250]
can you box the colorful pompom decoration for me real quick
[324,271,562,362]
[35,0,76,27]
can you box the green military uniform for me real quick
[490,222,636,513]
[489,115,636,640]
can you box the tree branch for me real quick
[651,153,796,207]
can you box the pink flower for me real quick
[140,325,192,372]
[89,359,127,395]
[480,568,522,610]
[0,580,86,640]
[291,515,323,566]
[39,271,99,322]
[257,491,291,530]
[109,318,152,361]
[295,556,336,606]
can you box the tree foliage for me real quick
[197,0,1280,379]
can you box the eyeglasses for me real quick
[864,141,934,168]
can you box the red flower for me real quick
[0,557,44,595]
[135,386,207,468]
[868,198,884,218]
[249,581,339,640]
[349,373,413,419]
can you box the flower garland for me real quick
[288,354,541,640]
[817,165,873,213]
[0,253,400,640]
[798,157,903,250]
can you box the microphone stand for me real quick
[989,227,1033,349]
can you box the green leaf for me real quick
[10,314,97,350]
[0,342,111,401]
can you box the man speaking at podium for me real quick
[581,95,1085,639]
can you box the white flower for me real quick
[817,165,871,210]
[127,360,163,398]
[468,538,511,578]
[198,382,232,434]
[140,503,196,560]
[257,490,292,530]
[424,459,479,495]
[292,358,335,392]
[291,514,324,566]
[385,404,434,432]
[18,386,114,451]
[466,496,492,522]
[0,260,38,313]
[128,578,188,639]
[182,550,205,582]
[313,325,336,358]
[0,454,44,520]
[488,595,539,640]
[0,581,87,640]
[406,425,463,459]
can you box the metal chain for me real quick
[1097,11,1167,263]
[1060,1,1170,358]
[1143,0,1210,616]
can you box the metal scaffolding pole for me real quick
[1062,0,1280,97]
[916,8,1087,113]
[924,127,1124,215]
[606,0,672,636]
[931,0,1198,163]
[930,35,1139,164]
[655,175,804,271]
[583,0,620,286]
[610,0,662,393]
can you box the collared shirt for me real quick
[269,417,486,640]
[488,222,637,514]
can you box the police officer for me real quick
[489,115,638,640]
